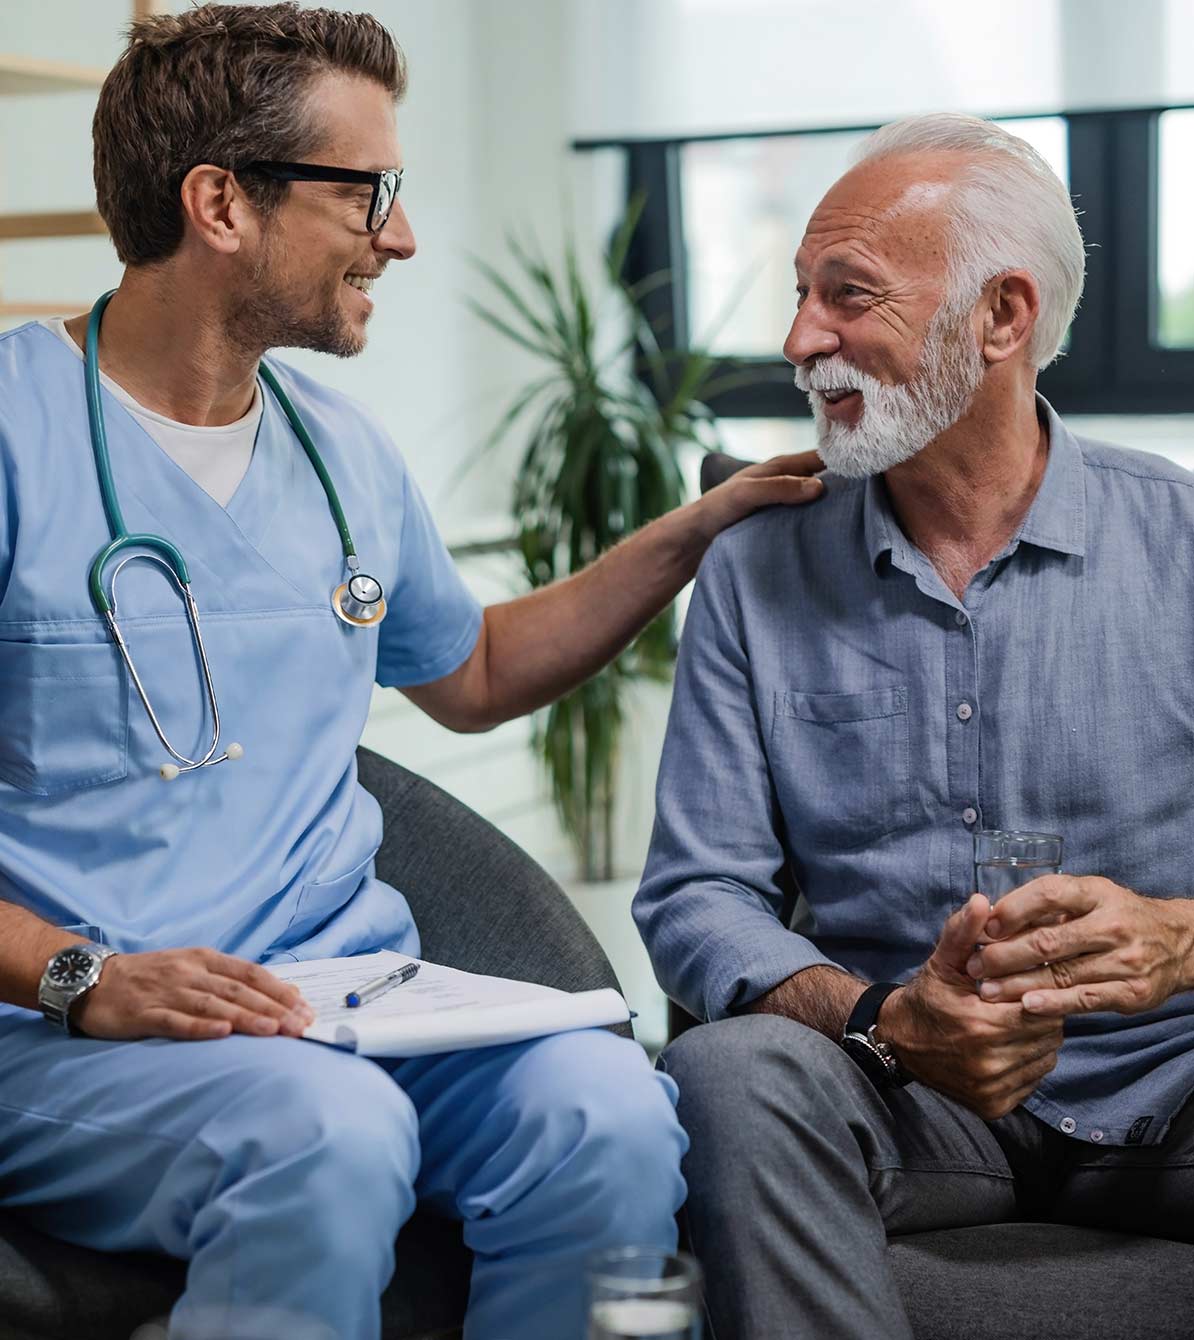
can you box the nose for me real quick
[783,298,839,368]
[374,199,415,260]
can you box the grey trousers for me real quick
[660,1014,1194,1340]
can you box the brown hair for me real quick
[93,3,406,266]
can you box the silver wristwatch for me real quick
[39,943,118,1035]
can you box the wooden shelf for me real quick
[0,54,108,95]
[0,210,107,240]
[0,301,86,317]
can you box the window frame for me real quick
[576,105,1194,418]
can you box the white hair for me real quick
[850,113,1086,369]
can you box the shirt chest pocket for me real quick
[769,685,910,851]
[0,639,129,796]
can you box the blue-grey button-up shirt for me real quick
[635,398,1194,1147]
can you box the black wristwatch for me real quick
[841,981,908,1088]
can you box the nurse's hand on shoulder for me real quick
[73,948,316,1042]
[692,451,825,543]
[877,895,1064,1121]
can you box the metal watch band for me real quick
[39,943,117,1035]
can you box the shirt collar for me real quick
[862,393,1086,573]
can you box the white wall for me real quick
[569,0,1194,142]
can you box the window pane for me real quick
[682,131,869,357]
[993,116,1068,185]
[1157,109,1194,349]
[681,117,1068,358]
[996,117,1071,353]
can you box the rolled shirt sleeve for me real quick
[634,536,840,1023]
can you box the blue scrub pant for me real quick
[0,1016,687,1339]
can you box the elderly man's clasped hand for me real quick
[881,880,1194,1120]
[967,875,1194,1018]
[880,895,1064,1120]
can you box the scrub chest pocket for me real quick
[0,639,128,796]
[285,851,377,944]
[769,684,910,850]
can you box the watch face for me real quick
[48,948,95,987]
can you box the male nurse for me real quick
[0,6,822,1339]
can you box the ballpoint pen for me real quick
[344,962,420,1008]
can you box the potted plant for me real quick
[469,200,739,883]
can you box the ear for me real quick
[178,164,255,256]
[980,269,1040,364]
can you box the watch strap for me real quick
[843,981,903,1041]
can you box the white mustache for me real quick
[793,357,878,396]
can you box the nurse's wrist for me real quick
[0,908,86,1013]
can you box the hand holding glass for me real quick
[973,830,1063,908]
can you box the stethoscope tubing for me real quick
[82,288,383,779]
[103,554,225,771]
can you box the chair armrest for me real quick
[355,748,628,1023]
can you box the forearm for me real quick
[480,499,716,724]
[0,901,80,1011]
[744,964,870,1040]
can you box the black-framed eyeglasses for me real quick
[237,161,403,234]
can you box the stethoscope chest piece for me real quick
[332,572,387,627]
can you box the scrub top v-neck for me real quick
[0,321,482,999]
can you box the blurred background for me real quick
[2,0,1192,1051]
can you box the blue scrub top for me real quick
[0,322,483,984]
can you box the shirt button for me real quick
[962,807,978,825]
[954,610,969,626]
[1090,1129,1105,1142]
[1060,1117,1077,1134]
[956,702,973,721]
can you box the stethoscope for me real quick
[84,289,386,782]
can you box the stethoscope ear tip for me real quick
[160,763,181,782]
[225,742,244,761]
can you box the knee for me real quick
[662,1014,848,1131]
[196,1042,420,1219]
[515,1031,687,1206]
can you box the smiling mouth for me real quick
[820,387,859,404]
[344,273,375,293]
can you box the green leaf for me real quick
[470,253,552,332]
[466,299,556,361]
[463,204,778,878]
[605,189,646,285]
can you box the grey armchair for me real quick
[0,747,628,1340]
[674,451,1194,1338]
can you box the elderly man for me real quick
[635,112,1194,1338]
[0,6,827,1340]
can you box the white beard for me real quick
[793,303,987,479]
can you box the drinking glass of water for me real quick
[973,830,1063,906]
[587,1247,703,1340]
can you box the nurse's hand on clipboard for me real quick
[75,948,316,1042]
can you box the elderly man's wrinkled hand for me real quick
[965,874,1194,1019]
[695,451,825,541]
[879,894,1064,1121]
